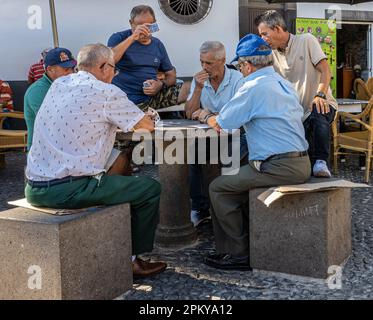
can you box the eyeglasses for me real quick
[236,61,247,71]
[100,62,119,76]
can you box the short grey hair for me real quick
[199,41,226,60]
[130,5,155,23]
[77,43,114,70]
[239,53,273,69]
[254,10,288,32]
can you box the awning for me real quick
[266,0,372,4]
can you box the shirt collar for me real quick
[205,66,231,90]
[42,73,53,84]
[76,70,99,81]
[244,66,275,82]
[278,33,294,55]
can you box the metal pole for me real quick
[49,0,59,47]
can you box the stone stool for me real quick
[0,204,132,299]
[249,188,351,279]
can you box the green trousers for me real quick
[209,156,311,256]
[25,175,161,255]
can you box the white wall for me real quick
[1,0,239,80]
[297,2,373,19]
[0,0,54,81]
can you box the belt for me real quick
[266,150,308,162]
[27,176,89,188]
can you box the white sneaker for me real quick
[190,209,211,227]
[313,160,331,178]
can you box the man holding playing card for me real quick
[108,5,190,111]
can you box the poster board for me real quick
[296,18,337,96]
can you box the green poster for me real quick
[296,18,337,97]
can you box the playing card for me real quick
[148,22,159,33]
[147,107,160,125]
[143,81,152,88]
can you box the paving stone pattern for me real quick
[1,152,372,300]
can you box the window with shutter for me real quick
[158,0,213,25]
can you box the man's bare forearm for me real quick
[112,36,135,64]
[318,74,331,95]
[163,70,177,87]
[316,59,332,94]
[185,88,202,119]
[133,115,155,132]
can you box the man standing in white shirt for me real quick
[25,43,167,278]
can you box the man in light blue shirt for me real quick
[203,34,311,271]
[185,47,244,116]
[217,66,308,161]
[184,41,246,227]
[186,65,242,113]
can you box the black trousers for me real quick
[303,106,336,166]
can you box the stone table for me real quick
[116,119,225,248]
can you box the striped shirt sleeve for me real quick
[0,80,14,110]
[28,61,45,83]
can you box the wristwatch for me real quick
[203,113,215,124]
[315,91,327,100]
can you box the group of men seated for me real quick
[21,6,337,275]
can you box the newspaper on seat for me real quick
[258,178,369,207]
[8,198,103,216]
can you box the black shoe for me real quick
[204,253,252,271]
[205,252,227,262]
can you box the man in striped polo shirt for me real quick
[28,48,52,84]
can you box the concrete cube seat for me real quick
[249,187,351,279]
[0,204,132,300]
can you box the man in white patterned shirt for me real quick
[25,43,167,278]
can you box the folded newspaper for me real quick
[258,179,369,207]
[8,198,103,216]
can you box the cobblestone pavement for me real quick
[1,151,372,300]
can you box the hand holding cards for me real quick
[143,79,163,96]
[148,22,159,33]
[146,107,161,126]
[131,24,151,41]
[143,81,152,88]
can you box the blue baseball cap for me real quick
[44,48,77,68]
[231,34,272,63]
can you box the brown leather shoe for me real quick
[132,257,167,278]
